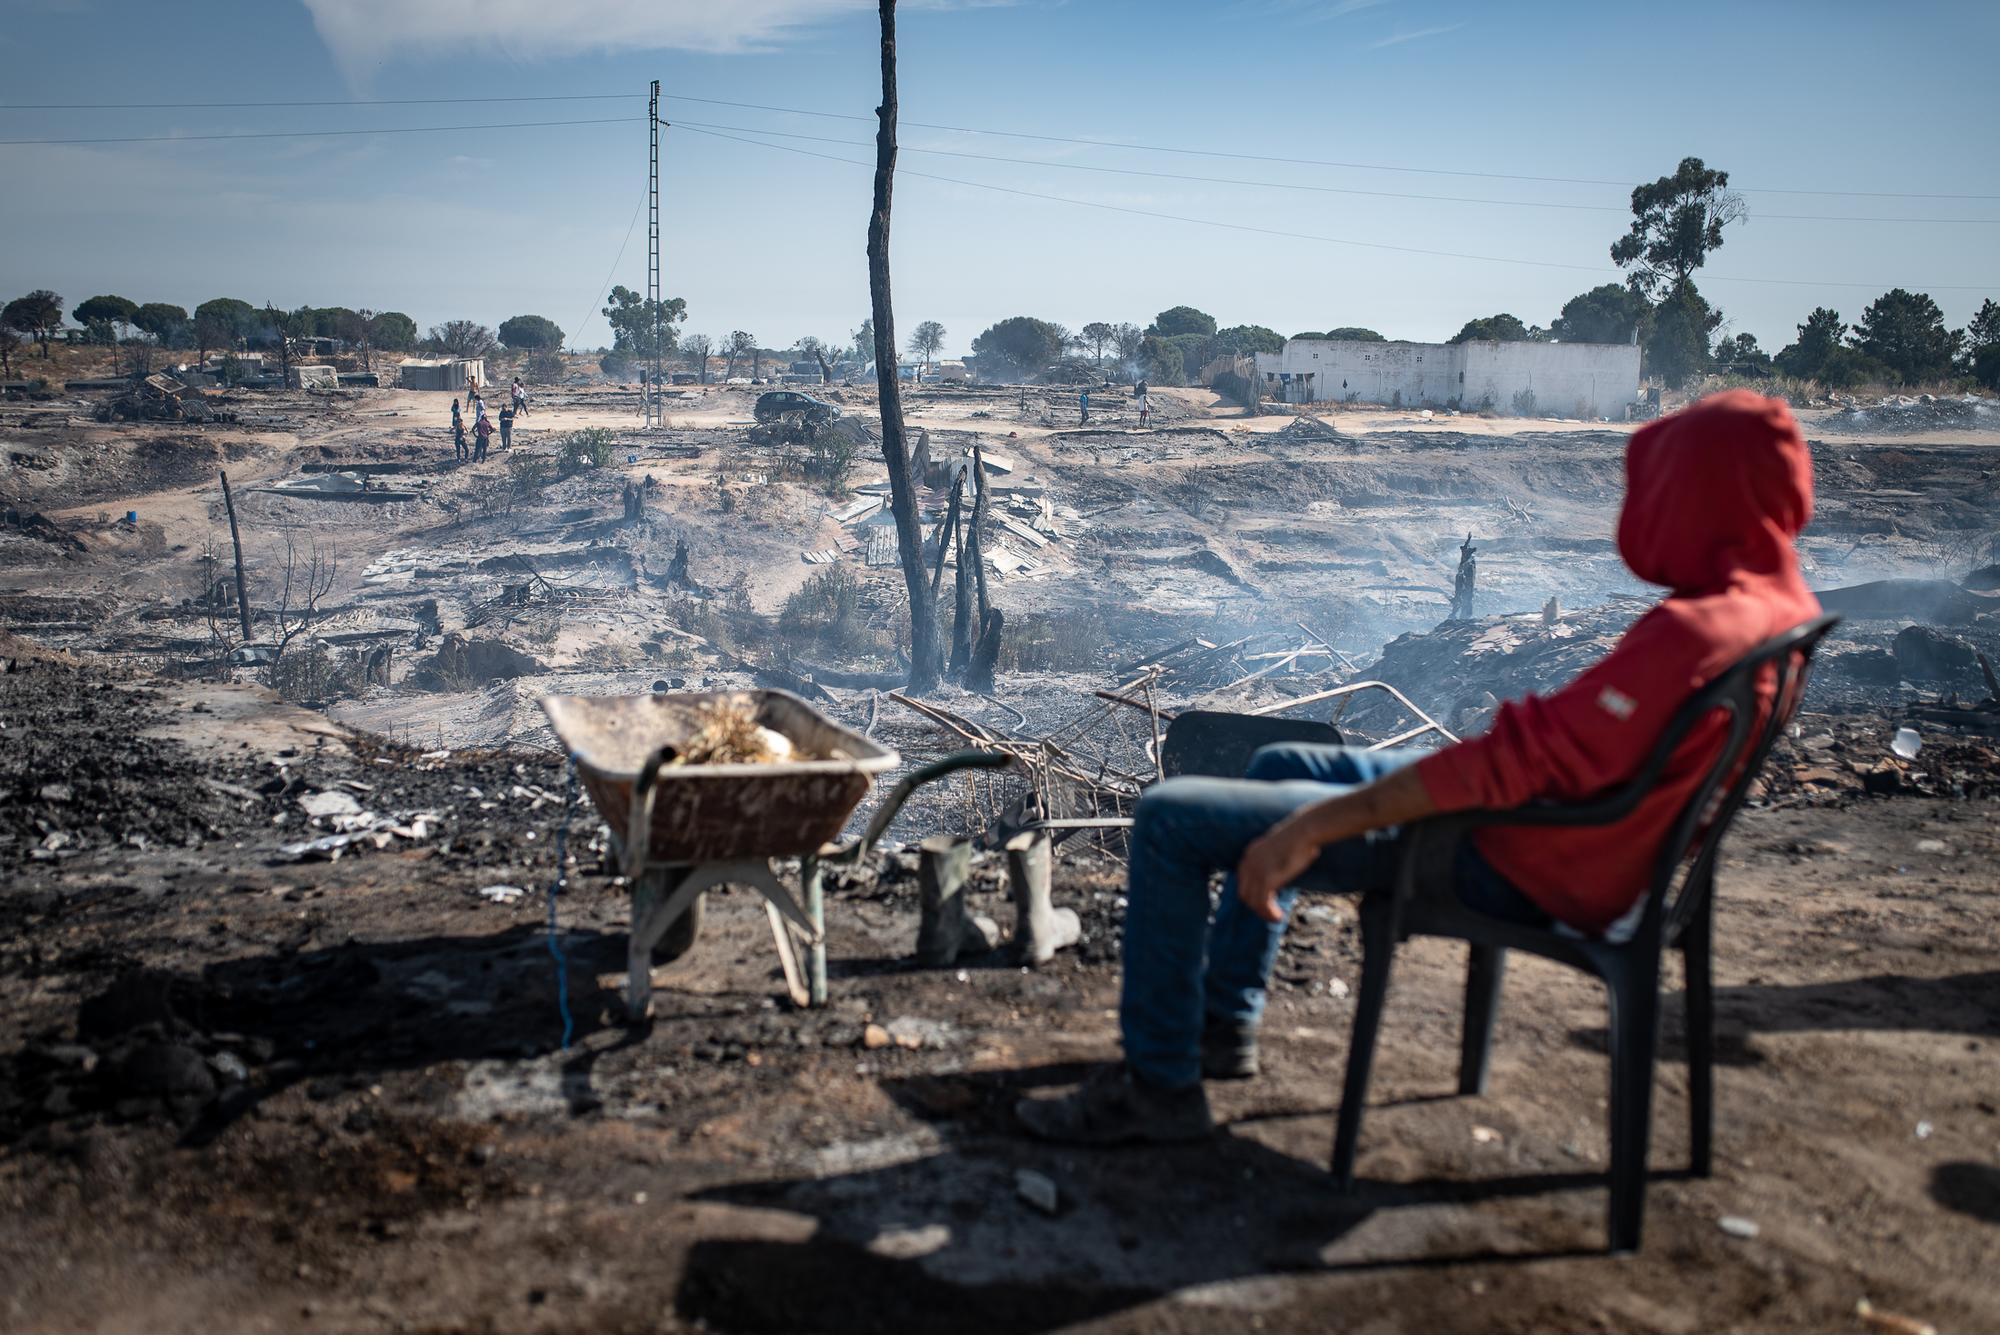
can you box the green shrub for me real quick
[1511,388,1538,417]
[556,428,615,477]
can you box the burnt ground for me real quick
[1,656,1996,1334]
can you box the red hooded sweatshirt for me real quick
[1412,391,1821,936]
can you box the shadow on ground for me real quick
[673,1062,1619,1334]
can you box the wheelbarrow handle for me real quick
[624,741,680,877]
[849,749,1012,860]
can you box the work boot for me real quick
[1201,1014,1261,1081]
[1014,1064,1213,1146]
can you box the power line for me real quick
[571,190,648,352]
[7,87,1996,203]
[0,116,633,147]
[668,117,2000,226]
[656,93,2000,204]
[675,123,1998,292]
[0,94,640,109]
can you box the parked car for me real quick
[753,390,842,425]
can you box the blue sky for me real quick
[2,0,1996,357]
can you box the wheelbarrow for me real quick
[541,688,1007,1018]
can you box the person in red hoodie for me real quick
[1018,390,1820,1144]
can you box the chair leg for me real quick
[1332,898,1397,1191]
[1457,944,1506,1096]
[1683,902,1715,1178]
[1605,960,1662,1254]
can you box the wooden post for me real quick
[219,471,252,642]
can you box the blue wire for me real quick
[546,755,579,1050]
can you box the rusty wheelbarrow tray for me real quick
[541,689,1006,1017]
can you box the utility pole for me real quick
[646,78,663,429]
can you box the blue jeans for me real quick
[1119,743,1545,1089]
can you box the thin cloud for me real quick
[1238,0,1395,20]
[300,0,867,80]
[1370,21,1463,47]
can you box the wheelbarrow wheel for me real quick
[652,890,705,964]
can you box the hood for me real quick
[1616,390,1814,594]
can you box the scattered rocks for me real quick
[1015,1168,1061,1215]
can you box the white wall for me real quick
[1459,340,1641,419]
[1264,337,1640,418]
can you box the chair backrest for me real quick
[1577,613,1839,942]
[1160,710,1343,779]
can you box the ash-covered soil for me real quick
[0,655,1995,1334]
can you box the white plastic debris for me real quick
[478,885,527,904]
[1717,1215,1760,1239]
[1471,1125,1502,1145]
[1914,1120,1934,1140]
[1890,727,1922,761]
[298,790,362,819]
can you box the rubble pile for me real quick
[1274,413,1353,446]
[1819,392,2000,435]
[0,664,248,867]
[1767,711,2000,804]
[1341,599,1647,734]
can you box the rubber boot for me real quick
[1007,830,1080,967]
[915,835,998,966]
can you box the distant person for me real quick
[450,397,466,461]
[512,377,528,417]
[498,399,515,450]
[472,409,494,462]
[1139,398,1152,430]
[465,372,479,402]
[1079,388,1090,426]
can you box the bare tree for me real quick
[188,530,236,655]
[907,320,946,378]
[683,332,713,383]
[1046,323,1078,361]
[270,532,339,661]
[867,0,943,693]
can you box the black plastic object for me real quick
[1159,709,1343,780]
[1328,614,1838,1254]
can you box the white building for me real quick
[1256,336,1641,418]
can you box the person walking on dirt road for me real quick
[450,398,466,462]
[512,377,528,417]
[1015,391,1822,1145]
[1079,388,1090,426]
[498,399,515,450]
[472,410,494,462]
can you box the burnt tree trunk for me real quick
[867,0,943,693]
[969,442,992,625]
[949,516,975,677]
[929,472,963,600]
[965,608,1004,695]
[219,471,252,643]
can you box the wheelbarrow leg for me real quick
[626,866,707,1022]
[804,854,828,1007]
